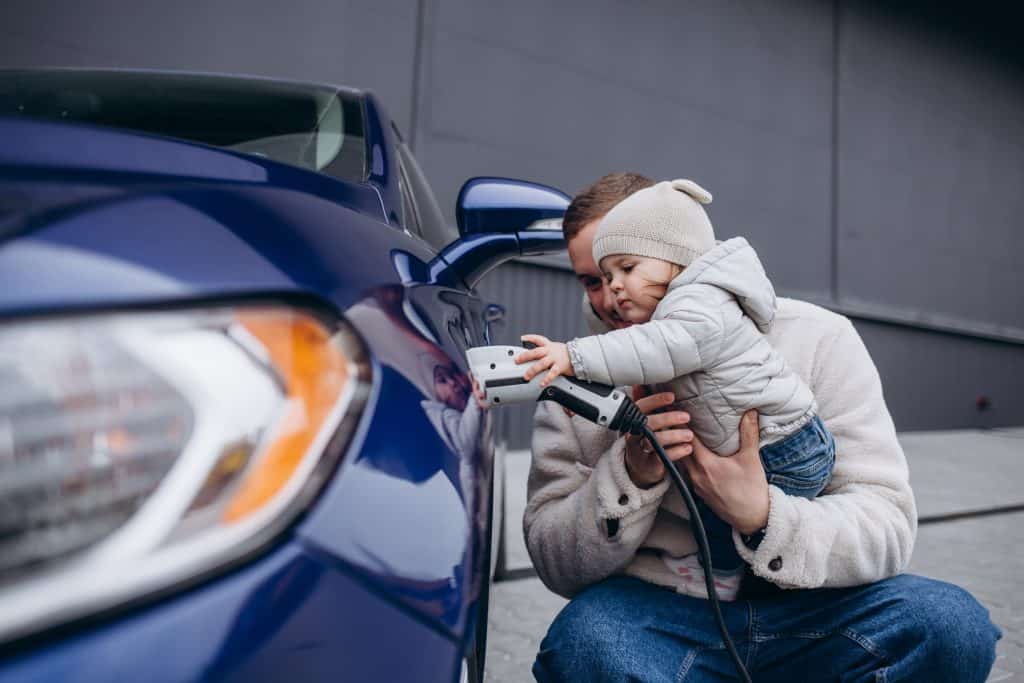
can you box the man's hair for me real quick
[562,172,656,241]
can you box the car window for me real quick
[0,69,367,184]
[398,161,423,239]
[395,142,457,250]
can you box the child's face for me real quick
[600,255,681,323]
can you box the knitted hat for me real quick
[592,179,715,268]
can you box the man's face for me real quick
[567,219,630,330]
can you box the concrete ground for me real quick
[485,427,1024,682]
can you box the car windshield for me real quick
[0,70,366,183]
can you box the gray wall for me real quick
[3,1,1022,446]
[838,2,1024,333]
[418,0,836,300]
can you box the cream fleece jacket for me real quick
[524,297,917,599]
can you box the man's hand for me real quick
[623,390,693,488]
[679,411,769,536]
[516,334,574,386]
[470,375,488,409]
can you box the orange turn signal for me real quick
[223,310,350,523]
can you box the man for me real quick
[524,172,1000,681]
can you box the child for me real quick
[520,179,835,598]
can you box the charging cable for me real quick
[640,424,752,683]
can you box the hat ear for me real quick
[670,179,713,205]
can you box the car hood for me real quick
[0,116,386,245]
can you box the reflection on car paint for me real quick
[301,285,489,631]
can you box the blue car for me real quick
[0,69,569,682]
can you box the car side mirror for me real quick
[430,178,568,288]
[456,177,570,236]
[395,177,570,289]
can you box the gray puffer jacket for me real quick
[567,237,816,453]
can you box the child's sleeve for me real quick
[567,304,724,386]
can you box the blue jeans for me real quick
[700,416,836,572]
[533,574,1000,682]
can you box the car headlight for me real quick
[0,304,371,644]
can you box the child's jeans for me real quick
[697,414,836,574]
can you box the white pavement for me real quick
[486,428,1024,682]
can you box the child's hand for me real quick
[515,334,575,387]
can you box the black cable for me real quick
[640,425,752,683]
